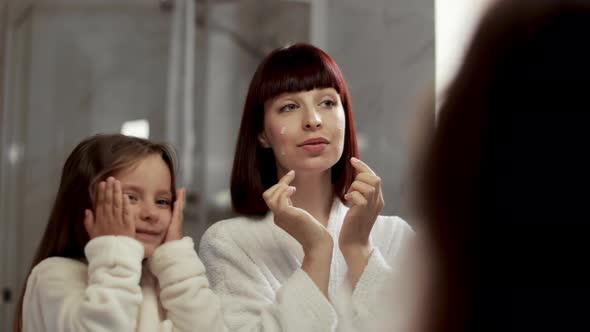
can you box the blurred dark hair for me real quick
[419,0,590,330]
[231,43,359,216]
[13,134,177,332]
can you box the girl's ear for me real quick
[83,209,94,237]
[258,132,271,148]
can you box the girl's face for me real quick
[259,87,346,175]
[113,154,173,257]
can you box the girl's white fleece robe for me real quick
[23,236,226,332]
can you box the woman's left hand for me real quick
[339,158,384,283]
[165,188,186,242]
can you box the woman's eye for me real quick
[280,103,298,112]
[321,99,337,108]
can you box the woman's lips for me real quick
[301,143,327,152]
[299,137,329,146]
[298,137,329,153]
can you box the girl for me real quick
[199,43,414,332]
[14,134,225,332]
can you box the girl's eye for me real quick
[126,193,139,202]
[280,103,298,112]
[156,199,171,207]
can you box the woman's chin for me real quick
[279,154,340,173]
[293,159,339,173]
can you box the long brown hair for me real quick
[13,134,177,332]
[419,0,590,330]
[231,43,359,216]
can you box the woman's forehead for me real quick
[268,87,339,101]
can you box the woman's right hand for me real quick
[84,177,135,239]
[263,170,333,298]
[262,170,333,255]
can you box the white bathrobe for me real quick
[199,198,414,332]
[23,236,226,332]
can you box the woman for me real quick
[199,43,413,332]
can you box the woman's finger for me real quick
[350,157,376,175]
[263,170,296,201]
[269,183,291,205]
[353,173,382,190]
[346,180,376,200]
[263,183,282,202]
[278,170,296,184]
[344,190,368,208]
[277,186,296,211]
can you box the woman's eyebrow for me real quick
[274,92,301,101]
[319,92,338,98]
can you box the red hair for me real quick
[231,43,359,216]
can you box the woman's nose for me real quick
[304,109,322,130]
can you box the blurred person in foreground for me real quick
[416,0,590,331]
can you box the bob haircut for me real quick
[231,43,359,216]
[14,134,177,332]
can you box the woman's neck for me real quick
[283,169,334,226]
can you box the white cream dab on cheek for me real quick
[281,150,286,156]
[280,126,286,135]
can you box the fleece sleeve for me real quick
[148,236,227,332]
[199,225,338,332]
[22,236,144,332]
[347,217,416,332]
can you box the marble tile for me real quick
[14,3,172,281]
[1,1,434,275]
[326,0,434,215]
[200,0,433,221]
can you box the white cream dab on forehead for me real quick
[280,126,286,135]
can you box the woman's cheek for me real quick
[335,107,346,130]
[275,125,289,156]
[332,116,345,141]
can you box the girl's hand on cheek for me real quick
[164,188,185,243]
[84,177,136,239]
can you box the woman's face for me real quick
[259,87,346,175]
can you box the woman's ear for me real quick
[258,132,271,148]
